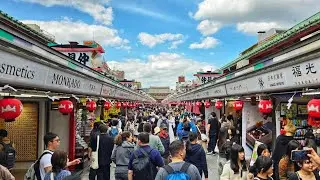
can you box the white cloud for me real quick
[189,37,218,49]
[193,0,320,34]
[108,52,212,88]
[197,20,221,36]
[138,32,185,48]
[237,21,282,34]
[22,19,130,49]
[20,0,113,25]
[169,40,184,49]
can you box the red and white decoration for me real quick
[122,102,128,108]
[0,97,23,122]
[195,101,202,107]
[307,99,320,126]
[258,100,273,114]
[116,102,122,109]
[104,101,111,110]
[215,101,223,109]
[233,100,244,111]
[58,100,73,115]
[204,101,211,108]
[86,101,97,112]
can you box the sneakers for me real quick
[207,151,213,155]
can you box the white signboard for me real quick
[0,50,109,97]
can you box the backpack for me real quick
[163,162,191,180]
[109,127,119,138]
[0,142,16,169]
[132,148,154,180]
[24,150,53,180]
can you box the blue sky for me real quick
[1,0,319,88]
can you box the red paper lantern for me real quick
[86,101,97,112]
[195,101,202,107]
[128,103,133,108]
[132,103,137,108]
[58,100,73,115]
[122,102,128,108]
[258,100,273,114]
[215,101,223,109]
[233,100,243,111]
[0,97,23,122]
[204,101,211,108]
[104,101,111,110]
[308,99,320,118]
[116,102,122,109]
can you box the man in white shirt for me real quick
[39,132,80,180]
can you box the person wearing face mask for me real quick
[111,131,135,180]
[252,156,274,180]
[220,144,248,180]
[288,159,319,180]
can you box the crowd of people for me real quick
[0,105,320,180]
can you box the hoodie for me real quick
[272,135,294,163]
[111,141,135,174]
[185,144,208,178]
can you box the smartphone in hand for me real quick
[291,150,312,161]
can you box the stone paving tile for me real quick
[81,154,219,180]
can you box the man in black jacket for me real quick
[206,112,220,155]
[90,124,114,180]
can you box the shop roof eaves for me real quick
[0,10,54,43]
[219,12,320,71]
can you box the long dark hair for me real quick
[230,144,247,174]
[218,127,228,150]
[51,150,68,173]
[186,132,197,153]
[286,140,301,159]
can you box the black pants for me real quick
[208,134,217,152]
[96,165,111,180]
[89,168,97,180]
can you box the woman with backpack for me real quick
[220,144,248,180]
[111,131,135,180]
[44,150,71,180]
[185,132,208,180]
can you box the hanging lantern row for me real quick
[204,101,211,108]
[58,100,74,115]
[0,97,23,122]
[215,101,223,109]
[233,100,244,111]
[258,100,273,114]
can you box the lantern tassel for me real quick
[0,85,17,92]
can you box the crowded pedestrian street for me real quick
[2,1,320,180]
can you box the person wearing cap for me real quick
[157,124,170,165]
